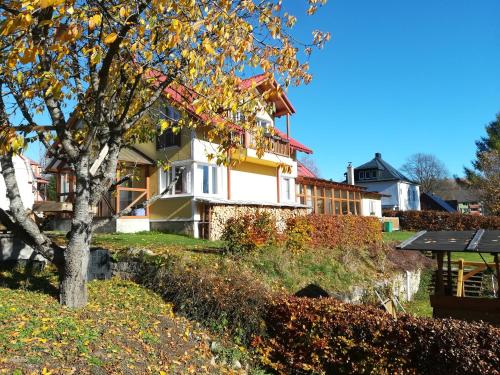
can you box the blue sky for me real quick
[280,0,500,180]
[25,0,500,181]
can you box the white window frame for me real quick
[281,176,293,202]
[195,163,222,196]
[158,162,192,198]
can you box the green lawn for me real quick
[92,231,223,251]
[382,231,415,243]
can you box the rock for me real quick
[232,360,242,370]
[210,341,220,353]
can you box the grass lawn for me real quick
[92,231,223,251]
[0,269,245,374]
[382,231,415,243]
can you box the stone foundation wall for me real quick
[209,205,308,241]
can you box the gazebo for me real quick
[397,230,500,325]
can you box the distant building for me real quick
[420,192,457,213]
[352,153,421,211]
[433,179,484,215]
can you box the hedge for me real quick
[384,210,500,231]
[299,214,382,249]
[255,296,500,375]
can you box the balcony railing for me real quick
[238,131,291,157]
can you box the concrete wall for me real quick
[116,218,150,233]
[0,234,45,263]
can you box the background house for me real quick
[420,192,457,213]
[431,179,484,215]
[351,153,421,211]
[0,155,35,211]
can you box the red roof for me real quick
[297,161,317,178]
[274,128,313,154]
[152,71,312,154]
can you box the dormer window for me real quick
[257,118,272,133]
[359,170,377,180]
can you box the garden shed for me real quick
[397,230,500,325]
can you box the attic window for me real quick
[359,170,377,180]
[157,104,182,149]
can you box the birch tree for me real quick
[0,0,329,307]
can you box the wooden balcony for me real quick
[239,131,291,157]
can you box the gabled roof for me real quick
[153,71,311,154]
[240,74,295,117]
[355,152,414,183]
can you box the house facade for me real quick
[45,75,312,239]
[0,155,36,212]
[352,153,420,211]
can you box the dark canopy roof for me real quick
[397,230,500,253]
[355,152,414,183]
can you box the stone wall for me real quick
[209,204,308,241]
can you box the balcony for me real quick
[239,131,291,157]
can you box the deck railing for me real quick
[240,131,291,157]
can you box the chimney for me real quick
[375,152,382,159]
[347,162,355,185]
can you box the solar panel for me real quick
[397,230,500,253]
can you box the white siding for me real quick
[0,156,35,211]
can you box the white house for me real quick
[353,153,420,211]
[0,155,35,211]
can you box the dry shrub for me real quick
[384,210,500,231]
[255,296,500,375]
[134,254,273,345]
[222,211,277,254]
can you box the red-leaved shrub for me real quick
[384,210,500,231]
[255,296,500,375]
[305,214,382,249]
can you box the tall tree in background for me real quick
[0,0,329,307]
[462,114,500,215]
[400,153,449,193]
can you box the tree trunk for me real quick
[59,156,93,308]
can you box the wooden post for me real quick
[276,167,280,203]
[495,254,500,299]
[446,251,452,296]
[436,252,445,296]
[456,258,464,297]
[145,166,150,217]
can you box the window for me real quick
[296,183,362,216]
[359,170,377,180]
[159,165,191,196]
[257,118,272,132]
[281,177,293,202]
[197,164,220,195]
[157,104,182,149]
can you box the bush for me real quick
[285,217,314,253]
[384,210,500,231]
[255,296,500,375]
[222,211,277,254]
[305,214,382,249]
[131,253,273,345]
